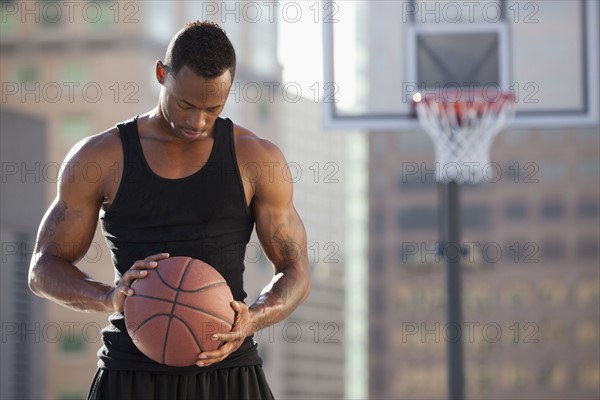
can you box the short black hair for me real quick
[164,21,236,81]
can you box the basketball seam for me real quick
[179,281,230,293]
[168,314,205,354]
[174,303,234,327]
[155,268,229,293]
[130,314,204,359]
[132,293,234,326]
[130,313,171,336]
[162,257,195,364]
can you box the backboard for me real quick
[322,0,599,130]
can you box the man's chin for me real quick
[179,128,206,139]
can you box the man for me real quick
[28,21,310,399]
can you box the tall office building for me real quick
[369,127,600,399]
[1,109,48,400]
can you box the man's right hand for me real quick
[107,253,170,313]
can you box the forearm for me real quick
[249,263,310,331]
[29,252,114,313]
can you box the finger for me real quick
[121,268,150,286]
[145,252,170,262]
[196,343,239,366]
[130,259,159,271]
[128,253,169,273]
[118,285,134,297]
[230,301,246,317]
[229,301,249,327]
[213,329,247,343]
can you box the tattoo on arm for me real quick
[41,200,67,238]
[272,224,303,265]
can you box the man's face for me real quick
[158,63,232,141]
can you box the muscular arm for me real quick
[248,142,311,329]
[28,132,164,313]
[28,138,114,312]
[196,135,311,366]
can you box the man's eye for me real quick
[179,102,191,110]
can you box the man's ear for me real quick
[156,61,167,85]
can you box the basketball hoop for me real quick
[412,88,516,400]
[413,89,516,184]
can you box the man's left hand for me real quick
[196,300,258,367]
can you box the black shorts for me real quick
[87,365,274,400]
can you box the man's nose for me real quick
[186,112,207,130]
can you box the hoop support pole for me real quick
[444,180,465,400]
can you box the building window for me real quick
[40,0,63,29]
[575,320,600,346]
[462,205,492,230]
[398,169,436,191]
[60,335,85,353]
[370,327,385,354]
[577,198,599,219]
[371,289,385,313]
[371,210,384,234]
[372,252,384,274]
[541,200,564,220]
[9,232,33,399]
[505,201,528,220]
[538,281,568,306]
[540,238,566,262]
[372,174,387,195]
[574,280,599,307]
[61,63,90,85]
[538,362,567,390]
[15,65,39,83]
[0,0,19,36]
[501,281,532,307]
[58,390,87,400]
[398,206,437,231]
[576,237,600,260]
[61,115,91,143]
[86,1,115,31]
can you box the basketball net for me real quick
[413,89,516,184]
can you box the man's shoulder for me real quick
[60,125,124,189]
[232,123,285,164]
[66,126,122,163]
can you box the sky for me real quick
[276,1,324,94]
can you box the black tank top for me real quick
[97,116,262,372]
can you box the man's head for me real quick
[156,21,236,141]
[164,21,236,81]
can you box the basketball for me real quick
[124,256,235,367]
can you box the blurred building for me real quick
[1,2,346,399]
[1,109,48,400]
[361,0,600,396]
[369,127,600,399]
[269,96,348,398]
